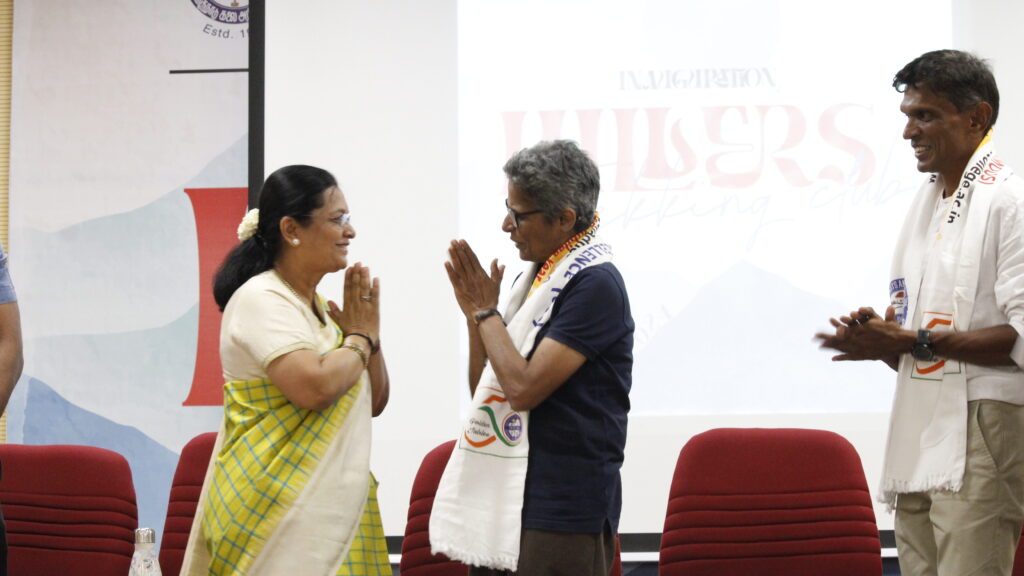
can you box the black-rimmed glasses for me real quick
[505,199,543,229]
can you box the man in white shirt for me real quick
[818,49,1024,576]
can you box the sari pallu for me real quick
[181,373,390,575]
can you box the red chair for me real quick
[1013,527,1024,575]
[610,536,623,576]
[659,428,882,576]
[400,440,468,576]
[400,440,623,575]
[0,444,138,576]
[159,431,218,576]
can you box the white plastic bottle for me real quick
[129,527,163,576]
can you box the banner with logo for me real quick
[7,0,248,540]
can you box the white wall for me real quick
[265,0,463,537]
[954,0,1024,168]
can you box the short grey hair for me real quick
[503,140,599,233]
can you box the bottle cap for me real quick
[134,527,156,544]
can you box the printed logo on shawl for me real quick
[530,215,600,296]
[461,386,526,455]
[947,150,995,224]
[911,311,962,381]
[563,243,613,280]
[979,157,1006,185]
[890,278,907,326]
[502,414,523,443]
[960,150,995,189]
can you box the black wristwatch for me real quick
[911,329,936,362]
[473,308,502,326]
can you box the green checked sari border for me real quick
[202,376,362,574]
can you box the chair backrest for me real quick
[0,443,138,576]
[659,428,882,576]
[400,440,468,576]
[160,431,218,576]
[400,440,623,575]
[610,535,623,576]
[1013,526,1024,575]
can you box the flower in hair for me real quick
[237,208,260,242]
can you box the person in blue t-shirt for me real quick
[0,241,24,576]
[446,140,634,576]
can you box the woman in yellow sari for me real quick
[182,165,391,575]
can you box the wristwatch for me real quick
[911,329,936,362]
[473,308,502,326]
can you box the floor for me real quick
[390,559,904,574]
[620,562,903,575]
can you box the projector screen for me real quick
[457,0,950,417]
[262,0,1011,543]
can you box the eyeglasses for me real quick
[505,199,543,229]
[328,213,352,227]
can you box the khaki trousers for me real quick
[468,525,615,576]
[896,400,1024,576]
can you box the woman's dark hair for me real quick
[213,165,338,310]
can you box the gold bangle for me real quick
[341,344,369,369]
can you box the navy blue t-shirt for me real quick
[521,262,634,534]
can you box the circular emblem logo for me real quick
[502,413,523,445]
[191,0,250,25]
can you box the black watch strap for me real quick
[912,328,935,361]
[473,308,502,325]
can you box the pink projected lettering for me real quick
[503,104,875,191]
